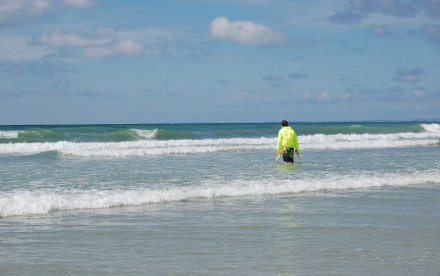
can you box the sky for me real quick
[0,0,439,124]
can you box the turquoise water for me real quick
[0,122,433,143]
[1,122,439,274]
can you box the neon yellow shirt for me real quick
[277,126,299,152]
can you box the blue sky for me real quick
[0,0,439,124]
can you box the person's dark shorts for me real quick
[283,148,294,163]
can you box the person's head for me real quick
[281,120,288,127]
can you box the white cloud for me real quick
[38,28,144,59]
[0,0,52,15]
[116,39,144,56]
[84,40,144,59]
[38,28,116,47]
[118,28,217,58]
[0,0,94,26]
[210,16,285,46]
[0,0,51,25]
[2,27,205,61]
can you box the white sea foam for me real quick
[1,171,438,217]
[421,123,440,133]
[301,132,439,150]
[132,128,158,139]
[0,131,19,139]
[0,131,438,157]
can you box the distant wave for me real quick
[133,128,158,139]
[0,138,273,157]
[301,131,439,150]
[0,131,19,139]
[99,129,158,141]
[0,130,438,157]
[0,128,159,142]
[1,123,438,142]
[0,123,438,157]
[1,171,438,217]
[421,123,440,133]
[0,129,59,141]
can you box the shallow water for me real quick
[1,185,439,275]
[1,122,439,274]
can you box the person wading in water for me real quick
[276,120,299,163]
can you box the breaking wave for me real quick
[0,131,438,157]
[421,123,440,133]
[0,131,19,139]
[1,171,438,217]
[133,128,158,139]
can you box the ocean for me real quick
[1,122,439,275]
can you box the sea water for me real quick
[0,122,439,275]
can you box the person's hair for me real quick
[281,120,288,126]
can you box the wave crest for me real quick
[133,128,158,139]
[0,131,19,139]
[421,123,440,133]
[0,130,439,157]
[1,171,438,217]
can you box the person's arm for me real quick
[293,131,299,156]
[276,130,282,156]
